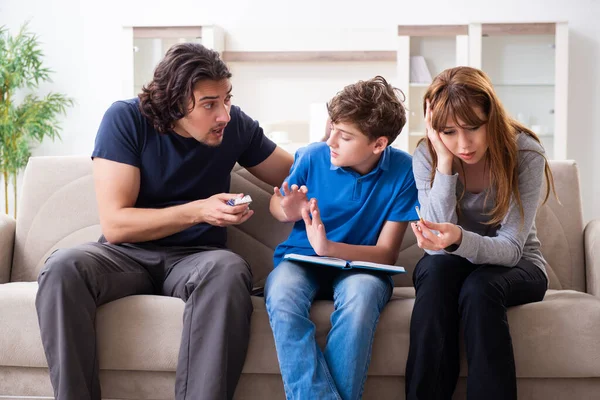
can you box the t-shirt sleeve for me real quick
[91,101,142,167]
[235,107,277,168]
[449,149,547,266]
[412,142,459,224]
[279,146,309,194]
[387,157,420,222]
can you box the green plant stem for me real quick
[12,172,16,218]
[3,171,7,215]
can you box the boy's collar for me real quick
[329,146,391,173]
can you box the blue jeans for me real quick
[265,260,393,400]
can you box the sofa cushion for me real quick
[3,283,600,378]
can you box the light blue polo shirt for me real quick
[273,142,419,266]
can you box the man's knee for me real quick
[38,247,94,289]
[190,250,252,294]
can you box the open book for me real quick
[283,253,406,275]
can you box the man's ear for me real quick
[373,136,389,154]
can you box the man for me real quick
[35,43,293,400]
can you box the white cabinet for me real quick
[129,26,224,98]
[395,25,470,154]
[473,23,568,160]
[395,22,568,159]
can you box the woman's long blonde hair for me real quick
[423,66,556,226]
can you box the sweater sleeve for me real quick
[412,142,459,224]
[449,149,546,266]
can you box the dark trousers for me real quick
[405,254,547,400]
[35,241,253,400]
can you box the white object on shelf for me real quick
[309,103,329,143]
[268,131,290,144]
[410,56,432,84]
[279,142,308,154]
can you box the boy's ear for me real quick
[373,136,389,153]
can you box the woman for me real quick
[405,66,555,400]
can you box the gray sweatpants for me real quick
[35,241,254,400]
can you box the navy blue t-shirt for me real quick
[92,98,276,247]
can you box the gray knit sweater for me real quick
[412,133,548,276]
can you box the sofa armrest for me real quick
[0,213,15,283]
[585,219,600,297]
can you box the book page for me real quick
[283,254,348,267]
[349,260,406,273]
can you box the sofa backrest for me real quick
[9,157,585,292]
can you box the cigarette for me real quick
[415,206,424,222]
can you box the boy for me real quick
[264,76,418,400]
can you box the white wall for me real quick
[1,0,599,223]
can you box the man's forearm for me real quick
[101,203,196,244]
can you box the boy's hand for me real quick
[301,198,330,255]
[410,219,462,251]
[273,182,309,221]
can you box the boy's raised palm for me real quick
[273,182,309,222]
[301,198,330,255]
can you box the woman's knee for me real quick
[414,255,463,288]
[458,272,504,309]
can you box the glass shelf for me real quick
[494,83,554,87]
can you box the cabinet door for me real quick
[471,22,568,159]
[131,26,223,97]
[396,25,469,154]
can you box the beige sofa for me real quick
[1,156,600,400]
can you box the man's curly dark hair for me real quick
[138,43,232,133]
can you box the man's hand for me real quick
[273,182,310,222]
[301,198,330,255]
[193,193,253,227]
[410,219,462,251]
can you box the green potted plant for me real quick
[0,22,73,218]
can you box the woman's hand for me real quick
[411,218,462,251]
[301,198,330,255]
[425,100,454,174]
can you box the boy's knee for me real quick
[265,270,313,317]
[337,276,390,314]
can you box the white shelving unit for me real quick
[395,22,568,159]
[124,25,225,99]
[472,22,569,159]
[395,25,469,154]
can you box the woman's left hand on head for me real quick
[410,220,462,251]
